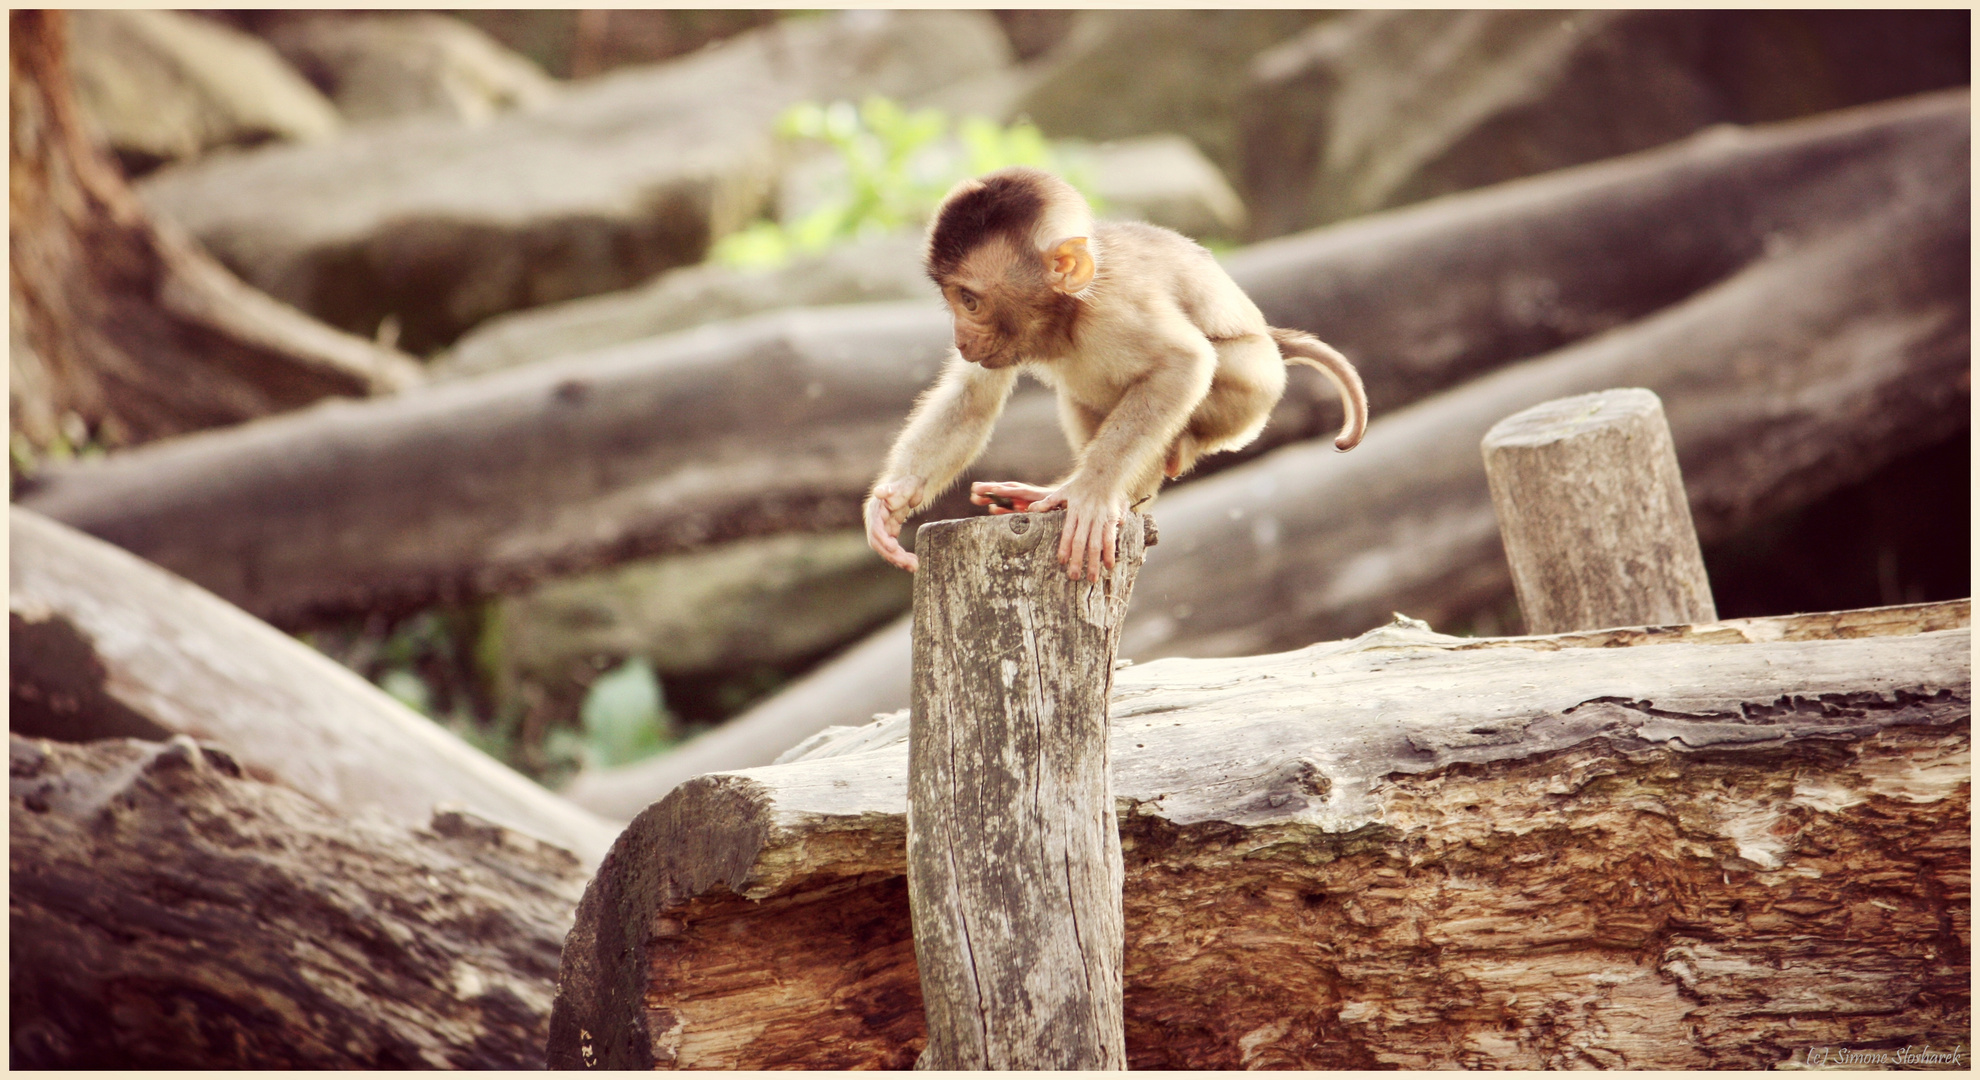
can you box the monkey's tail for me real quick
[1271,327,1368,451]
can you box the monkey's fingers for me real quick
[1084,515,1115,582]
[1056,508,1081,576]
[863,498,918,573]
[1024,489,1068,514]
[971,480,1055,507]
[872,532,918,573]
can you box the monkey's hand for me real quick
[1019,482,1126,583]
[969,480,1056,515]
[864,477,924,573]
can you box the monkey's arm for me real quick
[1034,334,1215,580]
[864,355,1018,572]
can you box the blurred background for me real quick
[11,9,1969,792]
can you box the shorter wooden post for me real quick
[1482,388,1716,634]
[905,510,1143,1071]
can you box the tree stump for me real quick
[8,10,417,457]
[1482,388,1717,634]
[905,511,1146,1070]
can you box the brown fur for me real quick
[866,168,1367,580]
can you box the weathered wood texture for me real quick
[17,91,1963,627]
[562,94,1968,820]
[8,507,618,864]
[1483,388,1716,633]
[10,733,587,1068]
[8,11,417,453]
[907,513,1142,1069]
[546,600,1970,1069]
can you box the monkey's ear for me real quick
[1044,237,1095,294]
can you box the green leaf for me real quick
[380,668,434,716]
[579,656,671,768]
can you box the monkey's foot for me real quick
[969,480,1057,514]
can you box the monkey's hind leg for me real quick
[1163,431,1201,479]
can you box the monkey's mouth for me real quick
[967,350,1017,369]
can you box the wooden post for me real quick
[1482,388,1717,634]
[905,510,1145,1070]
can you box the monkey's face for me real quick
[942,281,1020,369]
[938,238,1072,369]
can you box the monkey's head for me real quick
[924,167,1096,369]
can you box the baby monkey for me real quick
[865,167,1368,581]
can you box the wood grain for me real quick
[9,507,618,864]
[545,599,1969,1068]
[10,733,587,1068]
[1483,388,1716,633]
[905,511,1143,1069]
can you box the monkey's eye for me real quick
[958,290,979,313]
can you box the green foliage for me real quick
[11,412,110,483]
[574,656,675,768]
[712,96,1096,269]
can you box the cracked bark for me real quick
[903,512,1139,1070]
[545,599,1968,1069]
[9,733,587,1069]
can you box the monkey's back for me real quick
[1091,220,1267,342]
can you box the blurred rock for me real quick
[990,11,1078,63]
[562,10,785,80]
[434,233,933,378]
[1014,11,1335,187]
[498,530,911,688]
[1240,9,1971,237]
[135,11,1013,355]
[1074,134,1249,240]
[430,11,782,81]
[66,9,341,176]
[436,134,1246,377]
[261,12,557,126]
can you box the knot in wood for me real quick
[1008,514,1030,535]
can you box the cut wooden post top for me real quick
[1482,387,1716,636]
[1482,386,1665,448]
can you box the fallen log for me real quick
[10,733,585,1068]
[561,136,1968,819]
[1122,146,1968,659]
[8,11,418,455]
[18,91,1965,627]
[9,507,618,865]
[545,602,1971,1069]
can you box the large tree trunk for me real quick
[9,506,618,865]
[16,90,1964,627]
[546,601,1970,1070]
[561,147,1968,821]
[10,733,584,1069]
[8,10,418,456]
